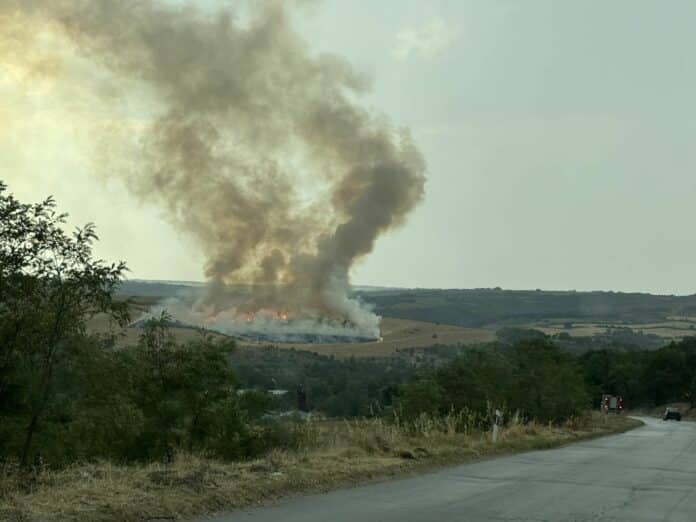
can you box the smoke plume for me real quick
[1,0,426,338]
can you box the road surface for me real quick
[205,417,696,522]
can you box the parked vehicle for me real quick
[663,408,682,421]
[601,394,624,414]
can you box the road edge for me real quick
[196,415,644,521]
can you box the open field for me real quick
[95,310,696,358]
[237,317,495,358]
[0,413,641,522]
[88,308,228,348]
[103,283,696,358]
[529,320,696,340]
[89,308,495,358]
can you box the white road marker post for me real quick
[492,408,502,444]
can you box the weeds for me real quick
[0,413,641,522]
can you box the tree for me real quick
[433,347,514,417]
[0,181,128,465]
[400,340,589,425]
[121,313,242,460]
[507,339,589,422]
[400,378,444,418]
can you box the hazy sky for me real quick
[2,1,695,294]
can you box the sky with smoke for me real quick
[2,0,696,296]
[0,0,425,330]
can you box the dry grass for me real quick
[87,306,227,349]
[0,413,641,522]
[89,314,495,358]
[531,320,696,340]
[238,317,495,358]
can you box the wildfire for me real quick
[202,308,291,324]
[140,299,381,344]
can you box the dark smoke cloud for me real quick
[1,0,426,334]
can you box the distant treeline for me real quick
[358,288,696,327]
[400,336,696,425]
[579,338,696,408]
[496,326,666,352]
[232,332,696,425]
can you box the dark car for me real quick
[663,408,682,421]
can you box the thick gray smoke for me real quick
[2,0,426,339]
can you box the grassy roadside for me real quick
[0,413,641,522]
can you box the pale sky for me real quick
[2,1,695,294]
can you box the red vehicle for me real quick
[601,394,624,414]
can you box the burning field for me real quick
[91,286,495,357]
[1,0,426,340]
[100,306,493,358]
[132,296,382,344]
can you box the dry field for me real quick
[88,315,227,347]
[531,324,607,337]
[530,320,696,340]
[0,413,641,522]
[237,317,495,358]
[89,309,495,358]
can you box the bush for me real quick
[399,379,443,419]
[401,339,590,425]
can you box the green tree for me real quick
[400,378,444,418]
[0,182,128,465]
[123,313,243,460]
[400,340,589,425]
[507,339,589,422]
[49,335,145,463]
[509,340,589,422]
[434,347,514,416]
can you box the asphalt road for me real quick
[206,417,696,522]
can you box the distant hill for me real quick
[117,280,696,332]
[116,280,202,299]
[356,288,696,328]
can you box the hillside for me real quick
[113,282,696,352]
[358,288,696,328]
[118,282,696,329]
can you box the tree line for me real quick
[579,338,696,408]
[399,335,696,426]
